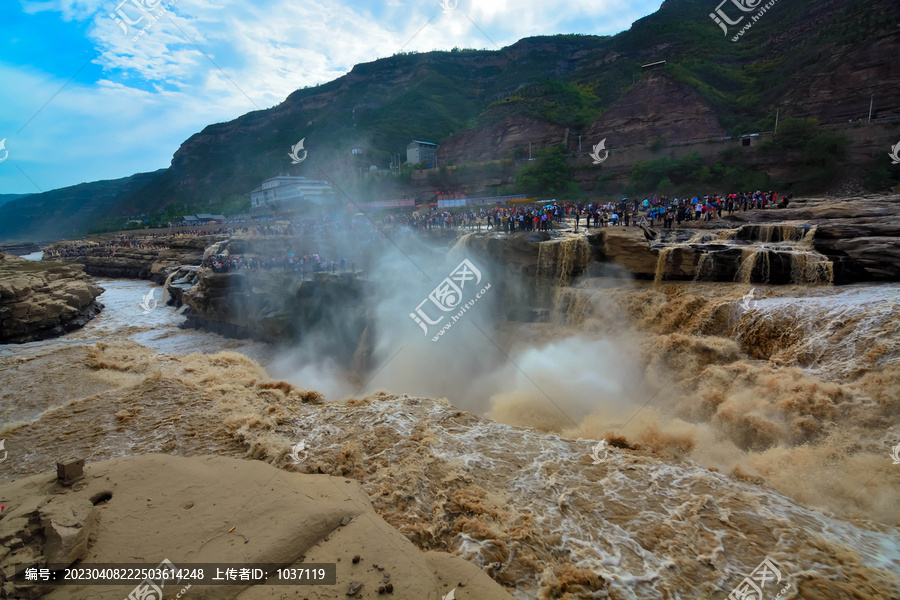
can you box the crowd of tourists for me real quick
[44,237,168,258]
[202,253,355,276]
[374,190,792,233]
[568,191,791,229]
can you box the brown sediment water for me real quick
[736,249,767,283]
[1,276,898,599]
[536,235,592,285]
[693,252,712,281]
[654,246,676,283]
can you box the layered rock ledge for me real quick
[44,234,225,282]
[0,253,104,344]
[460,195,900,285]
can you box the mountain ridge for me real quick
[1,0,898,241]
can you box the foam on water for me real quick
[741,283,900,377]
[2,264,898,598]
[271,394,900,599]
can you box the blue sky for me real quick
[0,0,662,195]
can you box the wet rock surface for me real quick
[182,269,372,350]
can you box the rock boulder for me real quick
[0,253,104,344]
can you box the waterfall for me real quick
[687,229,738,244]
[203,240,229,259]
[747,224,808,243]
[694,254,711,282]
[735,250,770,284]
[450,232,478,254]
[537,237,591,285]
[160,271,176,305]
[801,225,818,245]
[790,252,834,285]
[654,247,676,284]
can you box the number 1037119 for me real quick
[276,568,327,581]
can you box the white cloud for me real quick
[1,0,658,194]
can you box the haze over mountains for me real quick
[1,0,898,242]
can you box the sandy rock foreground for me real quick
[0,454,512,600]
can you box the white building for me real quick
[406,140,438,167]
[249,176,335,213]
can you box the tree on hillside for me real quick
[515,144,583,199]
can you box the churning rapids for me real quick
[1,249,899,598]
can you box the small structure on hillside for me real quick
[249,176,336,214]
[407,141,438,167]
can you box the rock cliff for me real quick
[182,269,372,354]
[0,254,104,344]
[436,116,568,165]
[583,74,727,150]
[0,242,40,256]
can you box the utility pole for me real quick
[868,94,875,122]
[578,134,581,152]
[529,141,532,160]
[774,107,779,133]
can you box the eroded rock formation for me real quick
[0,254,104,344]
[43,234,223,282]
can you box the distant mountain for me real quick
[118,0,898,210]
[0,170,164,242]
[0,193,31,208]
[2,0,898,242]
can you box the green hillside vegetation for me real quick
[2,0,898,241]
[0,193,31,208]
[516,144,586,200]
[620,119,858,197]
[121,0,893,211]
[0,170,164,242]
[476,80,602,132]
